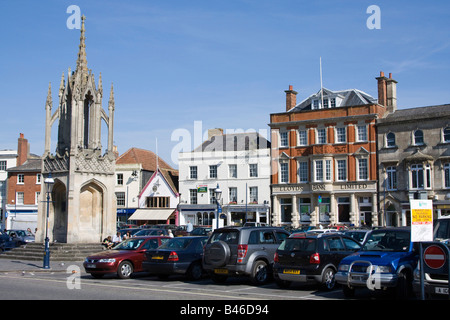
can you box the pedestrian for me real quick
[186,220,193,235]
[102,236,113,249]
[168,229,174,238]
[112,232,122,246]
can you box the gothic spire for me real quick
[46,82,52,109]
[75,15,88,75]
[109,83,115,108]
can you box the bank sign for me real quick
[410,199,433,242]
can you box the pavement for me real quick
[0,258,85,273]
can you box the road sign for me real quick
[410,199,433,242]
[424,245,446,269]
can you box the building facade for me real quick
[377,104,450,226]
[269,72,395,228]
[4,134,40,231]
[178,130,271,228]
[115,147,178,226]
[0,149,17,229]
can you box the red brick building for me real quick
[270,72,396,228]
[5,133,41,230]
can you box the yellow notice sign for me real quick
[410,200,433,242]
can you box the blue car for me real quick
[335,227,418,299]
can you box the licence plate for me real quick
[435,287,449,295]
[214,268,228,274]
[152,256,164,260]
[86,264,96,268]
[283,269,300,275]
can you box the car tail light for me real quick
[237,244,248,263]
[310,253,320,264]
[168,251,179,262]
[274,252,279,263]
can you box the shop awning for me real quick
[128,209,174,221]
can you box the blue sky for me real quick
[1,0,449,168]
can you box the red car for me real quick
[84,236,170,279]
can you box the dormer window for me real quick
[313,100,319,109]
[330,98,336,108]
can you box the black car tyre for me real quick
[394,271,411,300]
[275,279,291,289]
[322,267,336,290]
[250,260,269,285]
[206,241,231,267]
[117,261,133,279]
[342,285,355,298]
[210,272,228,283]
[187,262,203,281]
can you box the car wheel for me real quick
[395,271,411,299]
[342,285,355,298]
[206,241,231,267]
[187,262,203,281]
[251,260,269,285]
[322,267,336,290]
[275,279,291,289]
[117,261,133,279]
[210,272,228,283]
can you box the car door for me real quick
[325,236,348,266]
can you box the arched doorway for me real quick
[52,180,68,243]
[79,182,104,242]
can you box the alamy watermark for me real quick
[66,5,81,30]
[366,5,381,30]
[66,265,81,290]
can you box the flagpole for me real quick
[320,57,324,109]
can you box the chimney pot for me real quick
[285,85,298,112]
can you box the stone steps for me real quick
[0,242,105,261]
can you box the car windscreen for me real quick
[278,238,316,252]
[114,238,146,250]
[159,238,193,250]
[362,230,410,252]
[209,230,239,244]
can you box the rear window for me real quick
[434,219,450,240]
[209,230,239,244]
[278,238,317,251]
[159,238,193,250]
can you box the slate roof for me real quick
[378,104,450,123]
[7,156,41,172]
[289,88,377,112]
[193,132,271,152]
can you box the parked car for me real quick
[5,229,35,245]
[134,228,169,237]
[118,228,142,238]
[273,233,361,290]
[343,229,370,245]
[84,236,170,279]
[0,233,19,252]
[202,226,290,285]
[143,236,208,280]
[336,227,418,299]
[412,217,450,299]
[191,227,212,236]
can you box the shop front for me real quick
[272,182,378,228]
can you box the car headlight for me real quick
[369,265,391,273]
[99,258,116,263]
[338,264,349,272]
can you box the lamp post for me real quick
[43,173,54,269]
[214,184,222,230]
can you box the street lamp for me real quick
[214,184,222,230]
[43,173,54,269]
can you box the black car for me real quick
[273,232,361,290]
[143,236,208,280]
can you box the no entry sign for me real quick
[424,245,446,269]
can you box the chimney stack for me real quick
[376,71,387,107]
[285,85,298,112]
[376,71,397,114]
[17,133,29,166]
[386,72,397,113]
